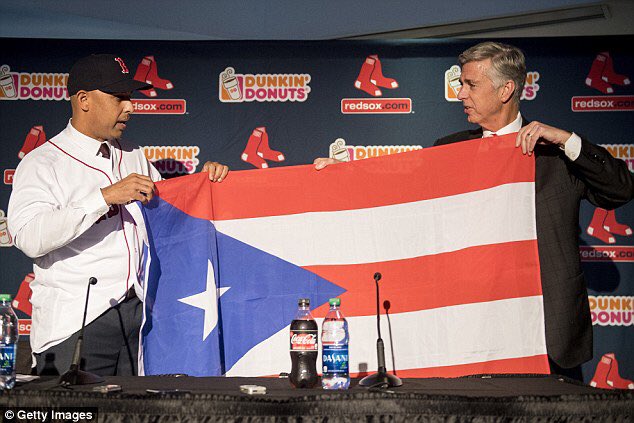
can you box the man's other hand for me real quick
[516,121,572,155]
[101,173,156,205]
[202,161,229,182]
[313,157,341,170]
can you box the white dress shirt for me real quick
[482,112,581,161]
[8,120,162,353]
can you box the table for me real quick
[1,374,632,422]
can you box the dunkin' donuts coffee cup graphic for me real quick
[329,138,351,162]
[0,210,12,247]
[0,65,17,98]
[445,65,462,101]
[221,67,242,100]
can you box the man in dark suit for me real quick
[315,42,634,379]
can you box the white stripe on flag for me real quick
[226,295,546,376]
[215,183,535,266]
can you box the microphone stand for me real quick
[59,277,105,386]
[359,272,402,388]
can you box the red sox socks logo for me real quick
[12,273,33,316]
[241,127,285,169]
[585,52,631,94]
[354,55,399,97]
[590,352,634,389]
[4,126,46,187]
[19,125,46,159]
[586,208,632,244]
[133,56,174,98]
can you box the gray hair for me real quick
[459,42,526,104]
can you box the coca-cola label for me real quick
[290,330,318,351]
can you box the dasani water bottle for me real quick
[0,294,19,389]
[321,298,350,389]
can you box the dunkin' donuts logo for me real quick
[219,67,311,103]
[589,296,634,326]
[444,65,540,102]
[141,146,200,175]
[328,138,421,162]
[0,65,68,101]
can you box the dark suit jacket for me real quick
[435,120,634,368]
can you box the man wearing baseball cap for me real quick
[8,54,229,376]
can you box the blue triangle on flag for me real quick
[142,196,345,375]
[215,229,345,373]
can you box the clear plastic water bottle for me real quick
[0,294,19,389]
[321,298,350,389]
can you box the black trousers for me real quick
[34,295,142,377]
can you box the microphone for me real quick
[59,277,105,386]
[359,273,402,388]
[383,300,398,376]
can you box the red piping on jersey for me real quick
[113,139,131,291]
[48,140,132,293]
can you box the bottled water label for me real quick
[322,345,349,390]
[0,344,16,375]
[322,345,348,374]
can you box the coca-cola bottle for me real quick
[289,298,318,388]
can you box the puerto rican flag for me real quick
[139,134,549,377]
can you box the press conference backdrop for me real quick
[0,37,632,383]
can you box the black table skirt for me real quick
[1,374,632,422]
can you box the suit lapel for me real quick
[467,128,483,140]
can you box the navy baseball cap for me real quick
[67,54,152,96]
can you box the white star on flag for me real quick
[178,259,230,341]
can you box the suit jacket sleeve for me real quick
[568,137,634,209]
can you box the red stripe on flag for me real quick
[352,354,550,378]
[308,240,542,317]
[211,135,532,220]
[155,134,533,221]
[154,172,214,220]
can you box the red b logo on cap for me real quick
[114,57,129,74]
